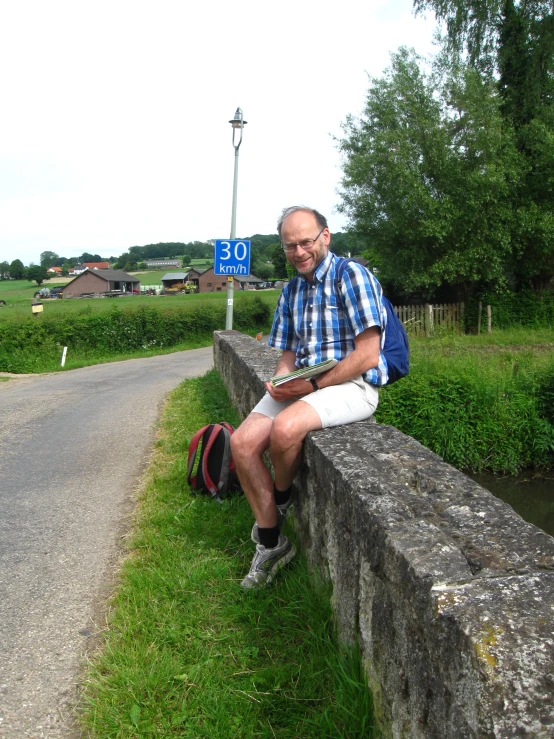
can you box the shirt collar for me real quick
[308,251,334,285]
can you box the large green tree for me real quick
[413,0,554,289]
[338,48,521,297]
[413,0,554,77]
[40,251,59,269]
[26,265,50,286]
[9,259,25,280]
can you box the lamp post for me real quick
[226,107,247,330]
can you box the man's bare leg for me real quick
[269,400,322,491]
[230,412,278,528]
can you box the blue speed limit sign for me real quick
[214,240,251,276]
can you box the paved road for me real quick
[0,348,213,738]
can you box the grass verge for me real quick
[80,369,378,738]
[376,328,554,473]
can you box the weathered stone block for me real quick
[214,330,554,738]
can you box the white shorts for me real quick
[251,376,379,429]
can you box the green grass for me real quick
[80,370,378,738]
[377,328,554,473]
[0,283,280,321]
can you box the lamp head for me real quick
[229,107,248,128]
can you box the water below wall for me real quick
[468,470,554,537]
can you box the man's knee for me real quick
[231,413,272,460]
[270,414,305,453]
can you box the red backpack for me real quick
[186,423,241,501]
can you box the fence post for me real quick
[487,305,492,333]
[425,303,433,336]
[478,301,482,334]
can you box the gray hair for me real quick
[277,206,328,237]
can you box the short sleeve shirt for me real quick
[268,252,389,386]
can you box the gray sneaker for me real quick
[240,534,296,589]
[251,492,295,544]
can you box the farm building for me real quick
[84,261,110,270]
[62,269,140,298]
[145,259,181,268]
[161,272,192,289]
[196,267,262,292]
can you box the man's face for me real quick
[280,210,330,280]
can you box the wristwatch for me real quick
[309,377,319,392]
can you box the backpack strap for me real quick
[335,257,386,333]
[219,423,237,475]
[200,423,229,498]
[187,424,209,489]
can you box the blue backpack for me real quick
[336,258,409,385]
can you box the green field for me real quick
[0,279,280,321]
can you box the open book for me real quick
[270,358,338,387]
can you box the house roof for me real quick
[65,268,139,285]
[84,261,110,269]
[92,269,139,282]
[161,272,189,280]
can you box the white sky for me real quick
[0,0,436,265]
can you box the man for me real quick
[231,206,388,589]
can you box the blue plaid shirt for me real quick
[268,252,388,386]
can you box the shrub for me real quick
[376,354,554,473]
[464,290,554,331]
[0,298,271,372]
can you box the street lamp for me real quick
[226,107,247,330]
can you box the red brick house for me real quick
[61,269,140,297]
[84,261,110,270]
[196,267,262,292]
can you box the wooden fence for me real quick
[394,303,465,335]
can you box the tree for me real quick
[9,259,25,280]
[113,252,131,270]
[253,262,274,281]
[80,253,102,263]
[413,0,554,79]
[270,243,288,280]
[0,261,9,279]
[26,265,50,286]
[337,48,520,297]
[182,255,191,267]
[40,251,59,269]
[330,232,367,256]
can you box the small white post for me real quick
[61,346,68,367]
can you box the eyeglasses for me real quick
[281,227,325,253]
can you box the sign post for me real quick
[214,239,251,329]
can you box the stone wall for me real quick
[214,330,554,739]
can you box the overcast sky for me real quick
[0,0,436,266]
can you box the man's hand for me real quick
[266,377,314,401]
